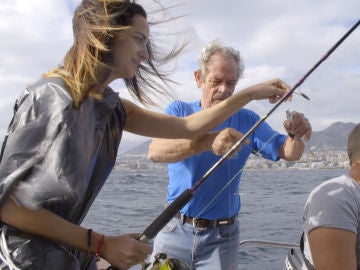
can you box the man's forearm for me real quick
[148,133,216,163]
[280,136,305,161]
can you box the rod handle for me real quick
[140,189,193,242]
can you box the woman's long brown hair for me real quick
[44,0,186,107]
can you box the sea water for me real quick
[82,168,346,270]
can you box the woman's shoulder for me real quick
[20,77,74,115]
[26,77,72,103]
[7,77,75,126]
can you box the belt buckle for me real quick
[191,217,207,229]
[191,218,197,227]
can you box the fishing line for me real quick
[138,19,359,244]
[193,131,281,219]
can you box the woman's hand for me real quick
[102,233,152,270]
[242,78,292,103]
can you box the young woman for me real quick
[0,1,291,269]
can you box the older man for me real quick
[148,40,311,270]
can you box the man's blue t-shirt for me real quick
[166,100,286,220]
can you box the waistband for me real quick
[175,212,236,229]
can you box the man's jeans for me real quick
[151,216,240,270]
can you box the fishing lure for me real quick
[286,110,294,122]
[294,91,310,101]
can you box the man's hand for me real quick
[210,128,249,156]
[283,111,312,141]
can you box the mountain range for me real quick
[121,122,356,156]
[305,122,355,152]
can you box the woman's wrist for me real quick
[86,229,106,258]
[239,87,254,103]
[96,234,105,261]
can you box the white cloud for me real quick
[0,0,359,153]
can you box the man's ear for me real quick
[194,70,202,88]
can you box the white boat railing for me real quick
[240,239,300,249]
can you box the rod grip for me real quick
[140,189,193,241]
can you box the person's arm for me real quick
[0,196,152,270]
[123,79,290,139]
[279,111,312,161]
[278,136,305,161]
[148,137,213,163]
[148,128,246,163]
[308,227,357,270]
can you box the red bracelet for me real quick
[96,235,105,261]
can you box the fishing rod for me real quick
[139,19,360,243]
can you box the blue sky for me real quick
[0,0,359,153]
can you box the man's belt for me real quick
[176,212,236,228]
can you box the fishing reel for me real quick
[142,253,190,270]
[105,253,189,270]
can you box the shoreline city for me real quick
[115,150,349,171]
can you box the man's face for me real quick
[196,53,238,109]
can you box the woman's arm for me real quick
[308,227,357,270]
[123,79,290,139]
[148,128,246,163]
[0,196,152,269]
